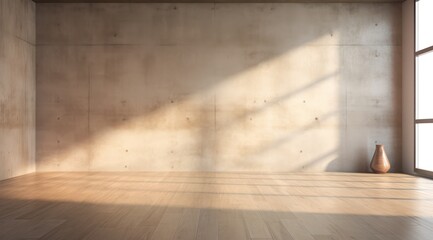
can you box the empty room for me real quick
[0,0,432,239]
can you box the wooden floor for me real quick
[1,172,433,240]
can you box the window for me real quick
[415,0,433,175]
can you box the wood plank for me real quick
[0,172,431,240]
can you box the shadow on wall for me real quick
[36,3,402,172]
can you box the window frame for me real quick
[414,0,433,177]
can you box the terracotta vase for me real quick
[370,144,391,174]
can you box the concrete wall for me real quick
[0,0,35,180]
[36,3,402,172]
[402,0,414,174]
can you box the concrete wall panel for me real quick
[36,3,402,172]
[0,0,35,180]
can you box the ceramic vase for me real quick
[370,144,391,174]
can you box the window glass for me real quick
[416,0,433,51]
[416,51,433,119]
[416,124,433,172]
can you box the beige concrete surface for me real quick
[36,3,402,172]
[0,0,36,180]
